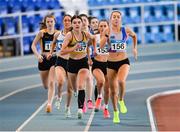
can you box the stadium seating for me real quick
[0,0,8,15]
[3,17,17,35]
[23,37,31,54]
[0,0,179,54]
[178,4,180,20]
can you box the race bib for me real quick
[75,42,87,52]
[44,41,52,51]
[89,46,94,57]
[96,43,109,55]
[56,40,63,51]
[110,40,126,52]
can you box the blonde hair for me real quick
[110,10,122,19]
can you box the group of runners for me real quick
[31,10,138,123]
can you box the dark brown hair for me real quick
[79,14,88,19]
[63,14,72,20]
[98,19,109,27]
[89,16,98,24]
[71,15,83,23]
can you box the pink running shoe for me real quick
[103,108,110,118]
[101,104,105,110]
[82,101,87,113]
[87,100,93,109]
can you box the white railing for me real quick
[0,0,179,56]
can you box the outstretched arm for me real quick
[47,31,60,60]
[100,27,110,49]
[60,32,80,55]
[31,31,43,62]
[126,27,138,61]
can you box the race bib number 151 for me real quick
[45,41,52,51]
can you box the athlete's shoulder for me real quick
[40,29,47,33]
[123,25,130,31]
[54,30,61,37]
[37,29,46,38]
[65,31,73,40]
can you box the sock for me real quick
[98,94,102,99]
[78,90,85,109]
[66,106,70,110]
[94,85,98,101]
[105,104,108,109]
[57,97,62,102]
[87,99,92,102]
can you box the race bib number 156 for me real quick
[110,40,126,52]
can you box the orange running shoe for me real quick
[95,98,102,112]
[103,108,110,118]
[46,104,52,113]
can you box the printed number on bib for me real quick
[57,41,63,50]
[45,41,52,51]
[111,41,126,52]
[75,42,87,52]
[96,44,108,55]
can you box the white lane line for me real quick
[9,76,179,131]
[146,89,180,132]
[16,92,66,132]
[131,58,180,65]
[128,76,180,84]
[0,65,36,73]
[0,74,39,83]
[0,84,42,101]
[0,68,178,84]
[137,51,180,56]
[84,84,180,132]
[16,99,48,132]
[84,110,95,132]
[0,55,34,62]
[130,67,180,74]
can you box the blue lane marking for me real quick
[0,87,46,131]
[129,53,179,63]
[128,70,180,81]
[89,86,179,131]
[0,53,179,80]
[0,68,38,80]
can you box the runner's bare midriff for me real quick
[69,52,87,60]
[108,52,128,61]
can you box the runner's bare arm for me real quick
[31,31,43,59]
[100,27,110,49]
[126,27,138,60]
[60,32,79,55]
[85,32,97,54]
[49,31,60,54]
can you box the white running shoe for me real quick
[55,98,61,110]
[77,109,83,119]
[74,91,78,97]
[65,108,71,118]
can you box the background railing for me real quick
[0,0,179,58]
